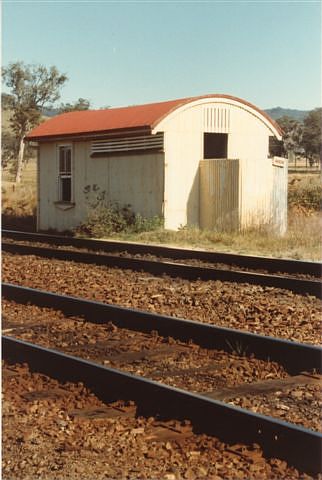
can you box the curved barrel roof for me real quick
[26,94,282,141]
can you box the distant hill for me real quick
[265,107,309,122]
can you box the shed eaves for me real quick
[25,94,282,141]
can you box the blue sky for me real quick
[2,1,321,110]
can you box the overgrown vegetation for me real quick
[70,181,321,260]
[74,185,163,237]
[288,174,321,211]
[127,212,321,261]
[2,181,37,230]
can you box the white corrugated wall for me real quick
[199,156,288,234]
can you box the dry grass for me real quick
[109,209,322,261]
[1,165,321,260]
[2,182,36,217]
[2,180,37,230]
[2,156,37,218]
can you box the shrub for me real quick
[288,175,322,211]
[75,185,163,237]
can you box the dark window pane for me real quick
[204,133,228,159]
[61,177,71,202]
[66,149,71,172]
[66,156,71,173]
[59,147,72,173]
[269,136,283,157]
[59,152,65,172]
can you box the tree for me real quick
[59,97,91,113]
[2,62,67,182]
[275,115,303,157]
[301,108,322,165]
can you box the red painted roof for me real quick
[26,94,282,141]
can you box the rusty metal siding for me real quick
[199,159,239,231]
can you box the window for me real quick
[58,146,72,202]
[204,133,228,159]
[269,136,284,157]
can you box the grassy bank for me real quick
[84,209,320,261]
[2,169,321,261]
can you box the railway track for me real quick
[3,230,322,477]
[3,336,322,477]
[3,283,321,375]
[3,283,322,435]
[3,229,322,297]
[3,229,321,277]
[3,283,321,428]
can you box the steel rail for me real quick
[3,335,321,475]
[3,283,321,375]
[3,229,321,277]
[2,241,322,299]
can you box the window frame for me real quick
[57,144,73,203]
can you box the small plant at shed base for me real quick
[75,185,163,237]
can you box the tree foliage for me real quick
[59,97,91,113]
[275,115,303,156]
[2,62,67,182]
[276,110,321,164]
[301,108,321,161]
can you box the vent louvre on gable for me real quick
[203,107,230,133]
[91,133,164,155]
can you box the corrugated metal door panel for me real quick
[200,159,239,231]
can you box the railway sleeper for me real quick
[204,372,322,401]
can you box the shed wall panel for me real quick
[239,158,273,228]
[161,107,203,229]
[107,154,164,216]
[271,157,288,235]
[38,142,164,232]
[238,156,287,233]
